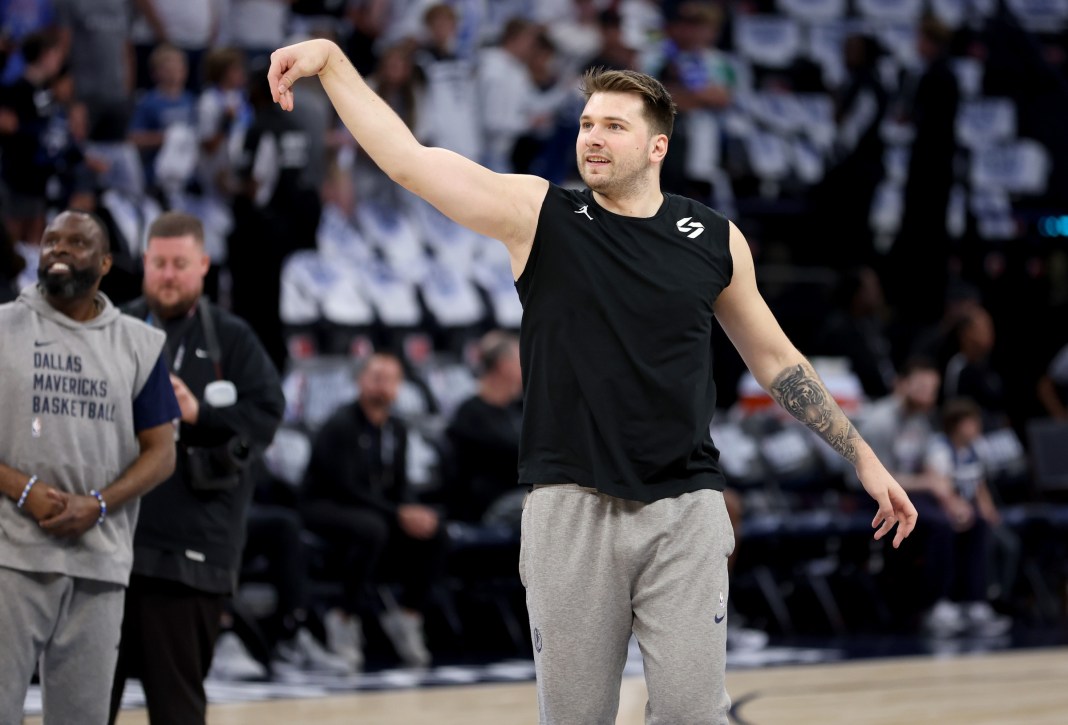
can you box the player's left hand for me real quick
[39,494,103,538]
[857,457,918,548]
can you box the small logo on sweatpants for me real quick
[714,591,726,623]
[534,627,543,652]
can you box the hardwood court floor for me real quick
[46,646,1066,725]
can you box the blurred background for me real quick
[4,0,1068,688]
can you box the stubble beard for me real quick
[578,156,647,200]
[147,288,199,321]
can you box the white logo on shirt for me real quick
[575,205,593,221]
[676,217,705,238]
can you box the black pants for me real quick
[889,493,990,611]
[243,503,308,622]
[109,576,225,725]
[301,501,449,615]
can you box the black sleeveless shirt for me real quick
[515,184,733,502]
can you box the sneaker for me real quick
[209,632,268,681]
[963,601,1012,637]
[727,626,770,652]
[323,609,364,671]
[922,599,967,638]
[379,609,432,668]
[274,627,355,675]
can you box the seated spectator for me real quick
[907,281,982,371]
[39,65,106,212]
[0,29,66,245]
[1036,341,1068,419]
[581,8,638,73]
[0,218,23,302]
[128,44,196,194]
[444,331,523,526]
[921,398,1011,636]
[196,48,250,202]
[944,305,1006,430]
[814,267,896,401]
[654,2,733,204]
[477,18,543,173]
[413,3,481,162]
[301,353,448,669]
[242,500,351,674]
[857,357,955,632]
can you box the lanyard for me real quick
[147,299,224,379]
[146,308,196,373]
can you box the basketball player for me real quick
[267,40,918,725]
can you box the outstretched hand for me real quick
[268,39,336,111]
[858,458,918,548]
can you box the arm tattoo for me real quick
[769,363,860,465]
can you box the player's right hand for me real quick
[268,39,336,111]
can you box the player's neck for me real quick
[592,183,663,218]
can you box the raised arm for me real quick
[714,222,917,547]
[268,39,548,277]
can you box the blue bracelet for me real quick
[88,489,107,525]
[16,475,38,509]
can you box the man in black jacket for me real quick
[302,353,448,669]
[445,331,524,525]
[108,212,288,724]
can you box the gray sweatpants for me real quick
[0,566,124,725]
[520,485,734,725]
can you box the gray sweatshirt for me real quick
[0,285,169,585]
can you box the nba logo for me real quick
[31,417,42,438]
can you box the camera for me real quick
[186,436,251,491]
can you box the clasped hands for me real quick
[20,481,102,538]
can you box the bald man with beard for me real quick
[0,211,179,724]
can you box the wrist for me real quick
[853,445,879,474]
[318,41,344,78]
[88,489,108,525]
[16,475,39,509]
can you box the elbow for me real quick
[388,165,413,189]
[386,147,428,191]
[387,162,430,198]
[757,349,807,392]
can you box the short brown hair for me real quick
[477,331,518,375]
[203,48,244,86]
[942,397,982,434]
[149,43,185,73]
[148,211,204,245]
[423,2,457,26]
[579,68,677,139]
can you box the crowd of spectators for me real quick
[3,0,1068,675]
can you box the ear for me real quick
[198,251,211,278]
[100,253,113,277]
[649,133,669,165]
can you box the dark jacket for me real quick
[123,297,285,593]
[302,402,411,518]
